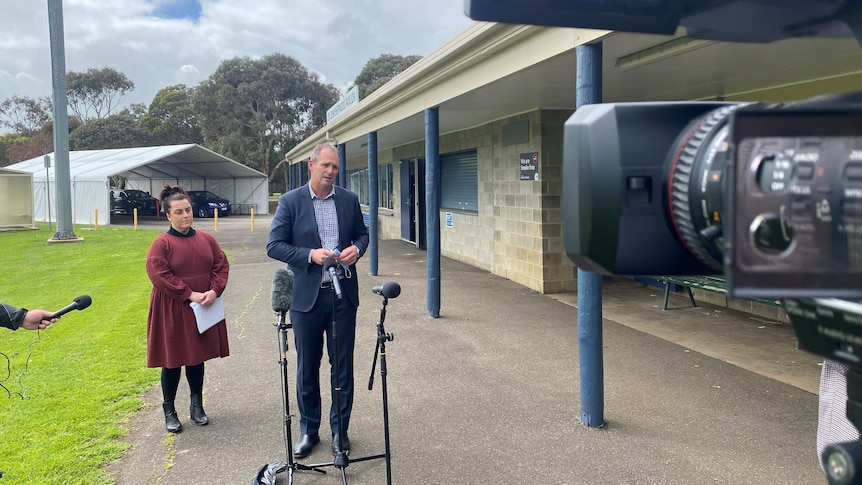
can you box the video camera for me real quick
[467,0,862,482]
[562,95,862,300]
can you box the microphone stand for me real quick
[308,283,352,485]
[330,280,350,481]
[304,281,351,485]
[366,294,395,484]
[304,284,394,484]
[252,309,325,485]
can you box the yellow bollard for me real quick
[133,208,138,230]
[214,209,219,232]
[250,208,255,232]
[94,209,99,230]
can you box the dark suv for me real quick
[187,190,231,218]
[110,189,159,216]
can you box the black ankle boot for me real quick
[190,394,209,425]
[163,401,182,433]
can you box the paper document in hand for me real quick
[189,297,225,334]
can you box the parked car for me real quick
[187,190,231,218]
[110,189,159,216]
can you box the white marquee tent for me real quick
[7,144,269,225]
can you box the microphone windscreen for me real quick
[271,268,294,312]
[75,295,92,310]
[324,256,338,270]
[382,281,401,299]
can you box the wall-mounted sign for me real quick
[326,85,359,124]
[445,212,453,228]
[520,152,539,181]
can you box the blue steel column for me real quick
[576,42,605,428]
[367,132,379,276]
[425,107,440,318]
[338,143,347,188]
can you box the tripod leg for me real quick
[368,339,380,390]
[251,317,328,485]
[374,314,397,485]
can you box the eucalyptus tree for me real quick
[0,95,54,164]
[66,67,135,122]
[353,54,422,99]
[0,95,53,135]
[69,109,153,150]
[194,53,339,183]
[140,84,203,145]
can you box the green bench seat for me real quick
[652,275,781,310]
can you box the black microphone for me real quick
[52,294,92,319]
[372,282,401,299]
[323,256,343,300]
[271,268,294,313]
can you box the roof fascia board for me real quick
[286,23,609,162]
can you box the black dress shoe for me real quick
[293,434,319,458]
[331,433,350,455]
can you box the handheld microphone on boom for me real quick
[372,282,401,299]
[271,268,294,314]
[52,295,92,319]
[324,257,343,300]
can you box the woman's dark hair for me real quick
[159,185,190,213]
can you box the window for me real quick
[348,167,369,205]
[379,163,393,210]
[347,163,393,209]
[441,149,478,212]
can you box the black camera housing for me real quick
[728,101,862,298]
[563,98,862,299]
[562,102,728,277]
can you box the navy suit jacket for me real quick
[266,184,369,312]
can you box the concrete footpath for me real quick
[107,215,827,484]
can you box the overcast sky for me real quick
[0,0,474,110]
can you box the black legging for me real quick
[161,363,205,402]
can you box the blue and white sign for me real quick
[326,86,359,124]
[445,212,453,228]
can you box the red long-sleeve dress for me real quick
[145,228,230,368]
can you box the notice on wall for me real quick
[445,212,453,228]
[520,152,539,181]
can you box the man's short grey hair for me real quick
[310,144,339,163]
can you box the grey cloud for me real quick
[0,0,471,110]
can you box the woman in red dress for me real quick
[146,185,230,433]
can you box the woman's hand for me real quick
[190,290,218,306]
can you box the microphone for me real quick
[271,268,294,313]
[52,295,92,319]
[372,282,401,299]
[323,256,343,300]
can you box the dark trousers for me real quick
[291,286,357,437]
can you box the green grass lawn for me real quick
[1,224,163,484]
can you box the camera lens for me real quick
[664,105,744,271]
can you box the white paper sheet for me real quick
[189,297,225,334]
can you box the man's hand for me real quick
[312,248,338,266]
[22,310,56,330]
[336,245,360,266]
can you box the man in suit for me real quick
[267,144,370,458]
